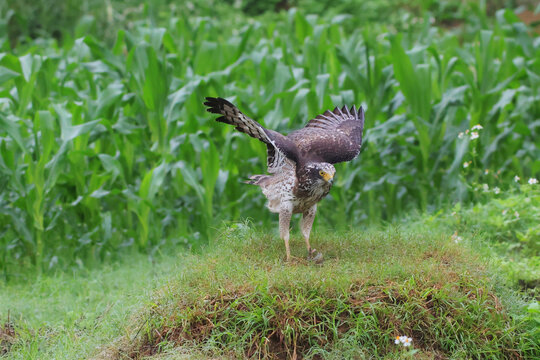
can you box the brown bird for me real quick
[204,97,365,262]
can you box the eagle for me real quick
[204,97,365,262]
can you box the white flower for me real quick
[494,187,500,194]
[395,335,413,347]
[458,132,465,139]
[484,169,489,174]
[452,232,463,244]
[471,124,483,130]
[514,211,519,218]
[514,176,520,182]
[482,184,489,192]
[463,162,470,168]
[502,209,507,215]
[528,178,538,185]
[470,132,479,140]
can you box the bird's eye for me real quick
[319,170,325,177]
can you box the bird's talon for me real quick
[307,248,324,264]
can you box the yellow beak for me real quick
[322,172,334,182]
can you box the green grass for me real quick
[429,185,540,291]
[2,205,537,359]
[0,252,182,359]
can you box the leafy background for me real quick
[0,0,539,277]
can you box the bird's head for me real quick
[306,162,335,185]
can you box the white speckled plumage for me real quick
[204,97,364,262]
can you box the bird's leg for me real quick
[300,204,317,254]
[279,208,293,261]
[302,205,323,263]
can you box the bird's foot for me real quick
[307,248,324,264]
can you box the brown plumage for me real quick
[204,97,365,262]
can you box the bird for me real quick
[204,97,365,262]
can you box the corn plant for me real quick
[0,2,538,275]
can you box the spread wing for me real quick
[204,97,299,173]
[287,105,365,164]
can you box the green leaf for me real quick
[178,163,205,208]
[0,66,20,84]
[201,141,220,219]
[390,35,432,170]
[0,114,27,153]
[140,162,168,201]
[98,154,123,183]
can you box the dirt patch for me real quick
[0,319,16,356]
[517,10,540,34]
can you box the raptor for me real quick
[204,97,365,262]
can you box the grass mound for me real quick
[104,223,537,359]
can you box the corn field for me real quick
[0,1,539,275]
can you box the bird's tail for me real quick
[244,175,271,186]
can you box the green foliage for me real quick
[432,185,540,289]
[0,1,539,274]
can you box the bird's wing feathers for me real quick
[263,129,298,173]
[289,105,365,164]
[204,97,299,173]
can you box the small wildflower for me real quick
[458,132,465,139]
[528,178,538,185]
[463,162,470,168]
[484,169,489,174]
[494,187,500,194]
[470,131,479,140]
[471,124,483,130]
[482,184,489,192]
[465,129,470,134]
[452,232,463,244]
[451,211,457,216]
[394,336,413,347]
[514,175,520,182]
[514,211,519,218]
[502,209,507,215]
